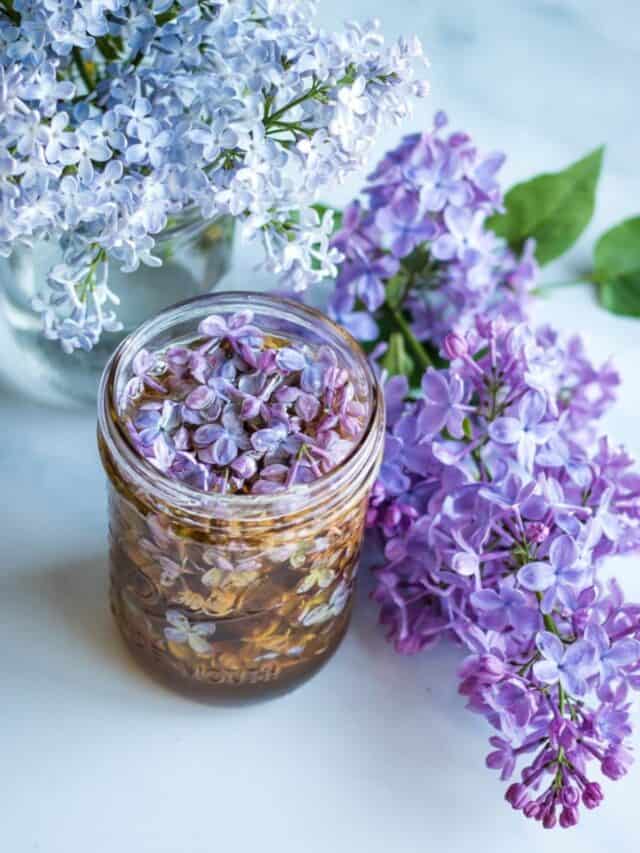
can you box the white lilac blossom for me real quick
[366,317,640,827]
[328,111,536,347]
[123,309,368,494]
[0,1,428,352]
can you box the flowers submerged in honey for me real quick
[99,295,384,699]
[122,309,370,495]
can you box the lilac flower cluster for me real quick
[367,317,640,827]
[124,310,367,494]
[0,0,428,352]
[329,112,537,346]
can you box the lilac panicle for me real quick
[0,1,428,352]
[328,112,538,348]
[367,314,640,828]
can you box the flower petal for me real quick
[518,561,556,591]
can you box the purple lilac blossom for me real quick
[367,315,640,827]
[328,112,538,347]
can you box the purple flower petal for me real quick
[489,417,522,445]
[518,561,556,591]
[535,630,564,663]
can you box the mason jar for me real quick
[0,211,234,406]
[97,292,385,702]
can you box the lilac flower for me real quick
[375,195,438,259]
[164,610,215,656]
[585,622,640,683]
[471,582,539,634]
[193,408,249,467]
[533,632,596,697]
[134,400,181,447]
[489,392,555,470]
[518,535,589,613]
[125,348,166,397]
[125,122,171,169]
[198,311,263,362]
[417,368,467,437]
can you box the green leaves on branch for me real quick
[488,146,604,265]
[593,217,640,316]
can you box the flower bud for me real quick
[602,747,632,780]
[582,781,603,809]
[561,785,579,807]
[525,521,549,544]
[476,653,507,682]
[383,505,402,528]
[559,807,578,828]
[442,331,468,360]
[505,783,528,809]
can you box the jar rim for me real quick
[98,290,384,523]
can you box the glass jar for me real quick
[97,292,385,702]
[0,212,234,406]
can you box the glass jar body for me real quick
[0,214,234,407]
[98,292,384,702]
[102,461,371,701]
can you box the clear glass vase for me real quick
[0,212,234,406]
[97,292,385,702]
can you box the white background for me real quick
[2,2,640,851]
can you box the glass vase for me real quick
[0,212,234,406]
[97,292,385,702]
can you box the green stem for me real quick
[533,280,586,295]
[542,611,563,638]
[388,304,432,371]
[72,47,95,92]
[266,81,323,125]
[94,36,121,63]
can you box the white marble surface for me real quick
[2,3,640,851]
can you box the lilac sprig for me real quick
[123,310,367,495]
[367,315,640,827]
[328,111,537,361]
[0,1,428,352]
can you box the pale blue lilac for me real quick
[0,1,428,351]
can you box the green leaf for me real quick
[487,146,604,265]
[593,216,640,282]
[598,272,640,317]
[593,217,640,317]
[381,332,414,378]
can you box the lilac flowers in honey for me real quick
[123,309,368,494]
[367,318,640,828]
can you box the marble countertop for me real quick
[2,3,639,851]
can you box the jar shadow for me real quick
[2,554,144,687]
